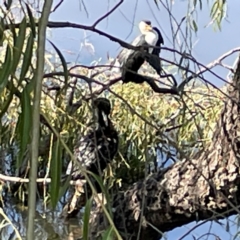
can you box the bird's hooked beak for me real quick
[145,24,153,32]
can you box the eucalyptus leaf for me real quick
[83,198,93,240]
[11,17,27,74]
[19,32,34,83]
[0,46,12,93]
[50,138,63,208]
[16,83,33,168]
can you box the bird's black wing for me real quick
[67,127,118,179]
[145,27,164,75]
[152,27,164,56]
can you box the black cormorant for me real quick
[113,20,164,83]
[63,98,119,217]
[67,98,118,180]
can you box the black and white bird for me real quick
[63,98,119,217]
[112,20,164,83]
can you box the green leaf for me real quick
[11,17,27,74]
[50,138,63,208]
[0,45,12,93]
[102,227,114,240]
[90,173,106,194]
[58,174,72,198]
[210,1,219,18]
[83,198,93,240]
[6,22,17,51]
[90,172,112,215]
[0,18,5,46]
[48,40,69,91]
[0,93,13,119]
[192,20,198,32]
[16,83,33,168]
[25,3,36,38]
[0,79,14,119]
[19,32,34,84]
[209,0,227,31]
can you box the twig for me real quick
[83,77,121,100]
[178,47,240,91]
[92,0,124,28]
[51,0,64,13]
[5,20,239,89]
[0,173,77,185]
[0,208,22,240]
[44,71,121,92]
[69,64,114,71]
[45,69,178,94]
[5,21,141,52]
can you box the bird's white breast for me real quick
[145,31,158,54]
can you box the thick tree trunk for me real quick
[89,54,240,240]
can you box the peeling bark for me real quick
[89,54,240,240]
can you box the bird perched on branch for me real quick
[63,98,119,218]
[112,20,164,84]
[67,98,118,179]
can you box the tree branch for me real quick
[0,173,79,186]
[51,0,64,13]
[5,20,239,92]
[91,0,124,28]
[177,47,240,92]
[88,53,240,240]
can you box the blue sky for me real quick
[47,0,240,239]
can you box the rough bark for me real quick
[89,54,240,240]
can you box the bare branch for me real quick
[5,20,239,91]
[0,173,79,186]
[178,47,240,91]
[91,0,124,28]
[51,0,64,13]
[44,70,178,97]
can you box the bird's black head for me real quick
[93,98,112,127]
[93,98,111,115]
[142,19,151,26]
